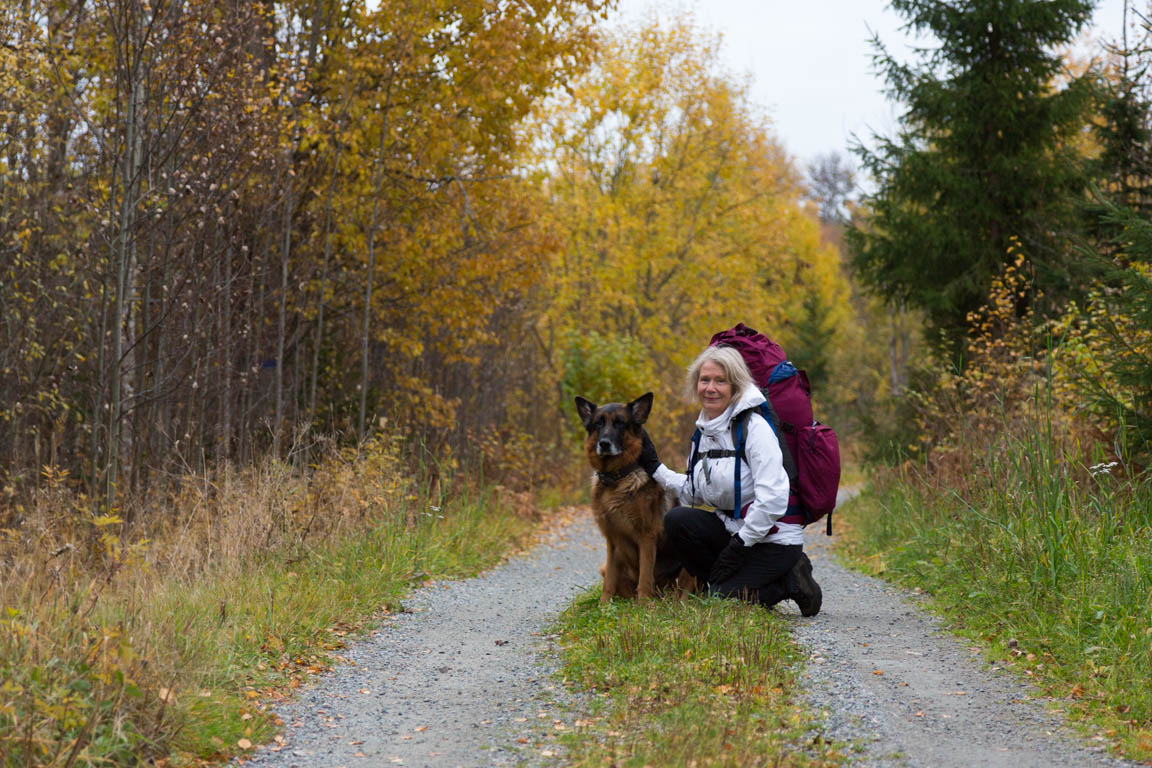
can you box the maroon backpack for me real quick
[689,323,841,534]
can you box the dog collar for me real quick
[596,463,644,487]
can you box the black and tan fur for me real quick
[574,392,669,602]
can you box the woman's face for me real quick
[697,360,733,420]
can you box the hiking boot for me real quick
[787,551,822,617]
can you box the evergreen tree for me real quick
[847,0,1096,356]
[1088,6,1152,245]
[1077,9,1152,462]
[1079,203,1152,463]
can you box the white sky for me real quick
[609,0,1134,172]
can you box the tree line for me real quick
[848,0,1152,464]
[2,1,867,510]
[6,0,1147,512]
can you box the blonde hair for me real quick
[684,346,754,404]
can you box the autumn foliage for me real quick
[0,0,608,505]
[531,19,851,451]
[0,5,855,508]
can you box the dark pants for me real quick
[661,505,801,607]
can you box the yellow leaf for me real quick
[91,515,123,527]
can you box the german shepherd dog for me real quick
[574,392,669,602]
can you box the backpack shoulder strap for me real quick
[742,398,798,484]
[687,427,702,498]
[730,399,799,518]
[730,409,763,519]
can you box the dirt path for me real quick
[791,491,1142,767]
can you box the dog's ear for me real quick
[628,392,654,425]
[574,396,598,430]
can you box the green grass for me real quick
[839,431,1152,760]
[550,590,845,768]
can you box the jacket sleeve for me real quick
[736,413,790,545]
[653,464,692,505]
[654,462,686,504]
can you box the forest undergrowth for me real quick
[0,438,539,766]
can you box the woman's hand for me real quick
[708,534,747,584]
[638,431,661,477]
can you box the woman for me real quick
[638,345,821,615]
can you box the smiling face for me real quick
[696,360,733,420]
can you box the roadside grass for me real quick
[839,430,1152,760]
[551,590,845,767]
[0,438,537,766]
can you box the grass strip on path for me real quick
[551,590,845,768]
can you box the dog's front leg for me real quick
[636,537,657,600]
[601,539,619,603]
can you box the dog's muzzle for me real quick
[596,439,622,456]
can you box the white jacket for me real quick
[653,386,803,546]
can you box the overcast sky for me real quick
[609,0,1133,173]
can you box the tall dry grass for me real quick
[0,437,538,765]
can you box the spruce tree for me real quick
[1080,15,1152,461]
[847,0,1096,356]
[1089,11,1152,243]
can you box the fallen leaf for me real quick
[517,738,529,744]
[872,670,883,676]
[414,725,428,732]
[237,738,252,750]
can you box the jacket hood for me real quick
[696,386,766,436]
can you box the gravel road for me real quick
[242,512,604,768]
[792,490,1144,768]
[242,492,1146,768]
